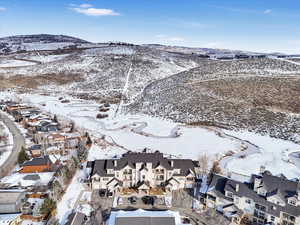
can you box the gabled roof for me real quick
[90,151,198,177]
[208,173,300,217]
[22,156,52,167]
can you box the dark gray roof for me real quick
[90,151,198,177]
[22,156,52,167]
[208,173,300,217]
[115,217,175,225]
[65,212,86,225]
[28,144,42,151]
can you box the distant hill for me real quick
[0,34,90,53]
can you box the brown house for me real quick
[20,156,53,173]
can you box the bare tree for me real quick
[198,154,210,176]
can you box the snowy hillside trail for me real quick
[114,54,134,117]
[12,56,42,65]
[275,57,300,66]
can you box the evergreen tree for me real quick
[53,114,58,123]
[18,146,30,164]
[39,198,57,215]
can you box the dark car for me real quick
[128,196,138,204]
[142,196,155,205]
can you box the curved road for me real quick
[0,112,25,178]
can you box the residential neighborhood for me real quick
[0,100,90,225]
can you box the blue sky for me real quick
[0,0,300,53]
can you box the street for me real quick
[0,112,25,178]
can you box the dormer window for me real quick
[288,199,296,206]
[226,191,233,198]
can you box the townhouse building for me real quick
[206,170,300,225]
[88,151,199,194]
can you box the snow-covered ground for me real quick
[224,130,300,179]
[0,59,36,67]
[0,91,299,180]
[23,54,70,63]
[0,121,13,167]
[0,172,54,187]
[19,93,241,160]
[56,170,85,225]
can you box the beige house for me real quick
[88,151,199,194]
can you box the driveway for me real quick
[0,112,25,178]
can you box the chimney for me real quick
[259,165,266,175]
[235,184,240,192]
[171,160,174,167]
[114,160,117,167]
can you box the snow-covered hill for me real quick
[0,34,90,54]
[0,34,299,144]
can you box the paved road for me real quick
[0,112,25,178]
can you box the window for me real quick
[157,175,164,180]
[289,199,296,206]
[270,216,275,222]
[234,197,239,204]
[282,213,295,225]
[245,199,251,204]
[255,203,266,212]
[142,175,145,180]
[226,191,233,198]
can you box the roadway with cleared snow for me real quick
[0,112,25,178]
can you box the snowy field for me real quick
[224,130,300,179]
[0,91,299,179]
[0,59,36,67]
[0,121,13,167]
[23,54,70,63]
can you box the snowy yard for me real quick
[56,170,85,225]
[0,172,54,187]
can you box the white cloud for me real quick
[79,4,93,8]
[70,4,120,16]
[264,9,272,14]
[0,7,6,12]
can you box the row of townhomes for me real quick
[206,167,300,225]
[87,150,199,194]
[0,100,90,225]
